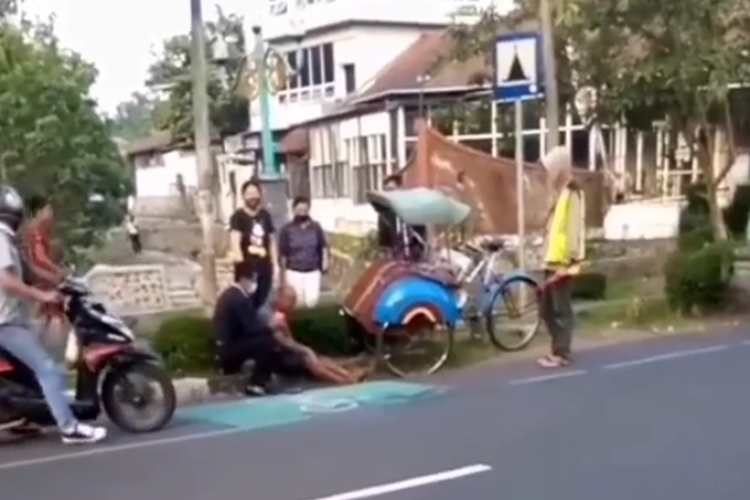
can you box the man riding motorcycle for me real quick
[0,186,106,443]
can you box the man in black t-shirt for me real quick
[213,275,310,395]
[229,180,277,310]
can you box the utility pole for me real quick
[190,0,217,304]
[251,25,290,232]
[539,0,559,152]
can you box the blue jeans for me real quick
[0,323,76,429]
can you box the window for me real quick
[298,49,310,87]
[403,105,420,138]
[279,43,335,102]
[352,135,387,204]
[310,46,322,85]
[286,51,299,89]
[343,63,356,94]
[322,43,334,83]
[310,127,348,199]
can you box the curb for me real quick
[172,377,212,406]
[62,372,242,408]
[173,374,245,406]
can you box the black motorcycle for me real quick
[0,277,176,433]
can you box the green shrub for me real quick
[149,303,354,374]
[288,302,350,356]
[570,272,608,301]
[150,315,215,375]
[678,183,713,251]
[664,240,735,314]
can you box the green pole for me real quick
[252,25,278,177]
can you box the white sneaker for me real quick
[61,423,107,444]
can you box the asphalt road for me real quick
[2,328,750,500]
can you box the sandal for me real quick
[536,355,570,369]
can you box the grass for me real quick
[577,296,690,333]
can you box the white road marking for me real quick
[307,464,492,500]
[740,340,750,346]
[0,427,243,472]
[507,370,587,385]
[601,345,729,370]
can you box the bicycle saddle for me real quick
[480,238,505,252]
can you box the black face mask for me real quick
[293,215,310,223]
[245,199,261,210]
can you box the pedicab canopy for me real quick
[366,188,471,227]
[342,188,469,336]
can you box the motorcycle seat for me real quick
[0,349,14,371]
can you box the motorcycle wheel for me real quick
[101,361,176,433]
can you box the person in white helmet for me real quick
[0,186,106,443]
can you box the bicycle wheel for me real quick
[485,275,541,351]
[377,323,454,378]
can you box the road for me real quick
[2,328,750,500]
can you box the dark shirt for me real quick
[278,220,326,273]
[229,208,275,278]
[213,285,273,352]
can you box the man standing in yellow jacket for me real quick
[537,147,585,368]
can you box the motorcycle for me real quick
[0,277,177,433]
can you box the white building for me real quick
[241,0,503,144]
[124,132,229,219]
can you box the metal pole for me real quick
[539,0,559,152]
[190,0,217,304]
[515,100,526,272]
[253,26,277,177]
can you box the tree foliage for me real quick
[0,5,131,261]
[561,0,750,237]
[146,8,249,143]
[448,0,750,237]
[562,0,750,129]
[109,92,163,142]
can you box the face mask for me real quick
[294,214,310,223]
[234,281,257,295]
[245,198,261,209]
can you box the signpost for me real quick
[493,32,543,274]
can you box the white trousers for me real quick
[285,270,322,308]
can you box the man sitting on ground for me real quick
[213,276,367,396]
[271,287,368,385]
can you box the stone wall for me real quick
[83,257,236,317]
[85,265,173,316]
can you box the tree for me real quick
[561,0,750,239]
[0,7,131,262]
[109,92,162,142]
[147,8,249,143]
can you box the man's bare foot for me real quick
[536,355,570,368]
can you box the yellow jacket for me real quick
[543,185,585,271]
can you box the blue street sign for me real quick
[493,32,544,102]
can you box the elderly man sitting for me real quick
[213,277,368,396]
